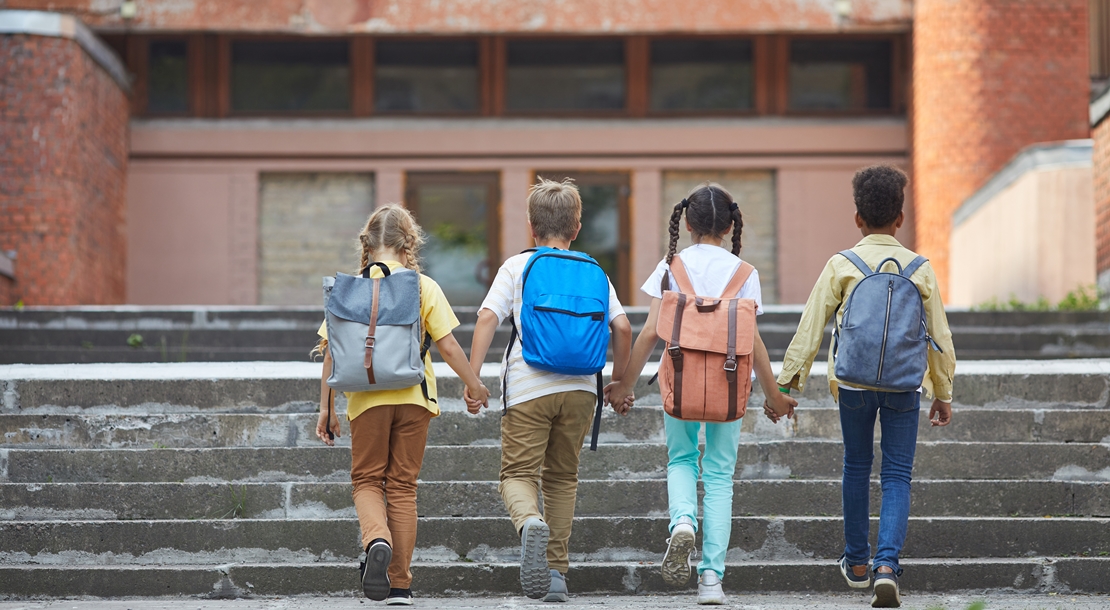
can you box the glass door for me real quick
[534,171,630,303]
[405,172,500,306]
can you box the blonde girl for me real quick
[314,205,490,604]
[605,184,796,605]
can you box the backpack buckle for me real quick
[364,337,375,350]
[667,345,684,370]
[723,358,737,373]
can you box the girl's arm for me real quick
[753,326,796,419]
[315,351,340,446]
[605,298,662,412]
[435,331,490,412]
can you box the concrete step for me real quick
[0,557,1107,596]
[3,307,1110,364]
[5,441,1110,482]
[5,404,1109,448]
[3,516,1109,564]
[2,480,1107,520]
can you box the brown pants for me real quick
[349,403,431,589]
[499,390,595,574]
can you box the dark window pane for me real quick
[789,40,892,111]
[148,40,189,113]
[374,41,479,112]
[231,41,350,113]
[506,40,625,111]
[650,40,753,111]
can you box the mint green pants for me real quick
[664,413,743,579]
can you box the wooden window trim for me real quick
[626,36,649,118]
[531,170,632,304]
[644,34,762,118]
[404,171,502,286]
[781,33,905,117]
[369,36,485,117]
[352,36,374,117]
[131,34,197,117]
[500,35,630,118]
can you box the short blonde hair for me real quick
[528,178,582,241]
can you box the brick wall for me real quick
[913,0,1090,298]
[0,34,129,305]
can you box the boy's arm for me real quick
[776,258,843,391]
[608,314,632,383]
[468,308,500,375]
[921,263,956,402]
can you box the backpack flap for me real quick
[655,293,757,357]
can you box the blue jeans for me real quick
[664,413,742,579]
[838,389,920,576]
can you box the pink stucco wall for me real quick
[127,118,907,305]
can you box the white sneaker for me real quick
[697,570,727,605]
[661,516,696,586]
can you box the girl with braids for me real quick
[313,204,490,604]
[605,183,796,605]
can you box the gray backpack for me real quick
[833,250,942,392]
[322,263,433,396]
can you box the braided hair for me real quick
[664,183,743,264]
[357,205,425,273]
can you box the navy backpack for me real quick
[505,247,611,450]
[833,250,942,392]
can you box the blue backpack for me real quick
[505,247,611,450]
[833,250,942,392]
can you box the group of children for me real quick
[313,165,956,608]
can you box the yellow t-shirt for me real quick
[318,261,459,420]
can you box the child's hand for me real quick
[929,399,952,426]
[604,381,634,415]
[316,405,341,446]
[464,382,490,414]
[763,390,796,423]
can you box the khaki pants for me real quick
[349,403,431,589]
[499,390,595,574]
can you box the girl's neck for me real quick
[690,233,727,248]
[370,248,407,266]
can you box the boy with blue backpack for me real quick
[775,165,956,608]
[467,178,632,602]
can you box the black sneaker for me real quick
[871,570,901,608]
[839,555,872,589]
[386,588,414,606]
[361,539,392,601]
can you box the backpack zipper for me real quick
[876,280,893,384]
[534,305,604,321]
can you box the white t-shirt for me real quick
[641,244,763,380]
[481,251,627,409]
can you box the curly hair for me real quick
[852,165,907,228]
[665,182,743,263]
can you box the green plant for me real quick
[13,299,24,311]
[974,285,1103,312]
[81,341,94,349]
[1057,285,1100,311]
[152,442,167,449]
[127,333,144,348]
[218,484,248,519]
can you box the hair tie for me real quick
[680,199,689,210]
[729,202,739,212]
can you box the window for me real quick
[505,40,625,112]
[788,40,892,111]
[147,40,189,114]
[650,39,753,111]
[231,40,350,113]
[406,172,500,306]
[374,40,479,113]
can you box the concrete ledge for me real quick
[0,10,129,90]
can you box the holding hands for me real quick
[762,385,797,424]
[603,379,634,416]
[463,381,491,414]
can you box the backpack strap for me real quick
[725,298,739,420]
[364,278,382,385]
[501,248,538,414]
[419,332,436,404]
[838,250,874,276]
[901,255,928,279]
[721,261,755,299]
[666,290,688,419]
[667,254,697,295]
[589,373,603,451]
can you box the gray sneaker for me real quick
[871,570,901,608]
[543,569,568,602]
[696,570,727,605]
[519,517,551,599]
[661,516,696,586]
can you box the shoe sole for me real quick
[871,580,901,608]
[520,520,550,599]
[840,560,872,589]
[661,528,696,587]
[697,597,726,606]
[362,543,392,601]
[542,592,568,603]
[386,598,414,606]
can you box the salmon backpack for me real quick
[655,255,757,422]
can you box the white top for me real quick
[481,252,627,409]
[641,244,764,313]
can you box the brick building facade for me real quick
[0,18,130,305]
[0,0,1100,306]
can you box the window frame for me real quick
[130,34,199,117]
[498,35,631,117]
[643,34,762,118]
[224,34,357,118]
[778,33,906,117]
[369,36,487,117]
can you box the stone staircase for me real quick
[1,360,1110,598]
[3,307,1110,364]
